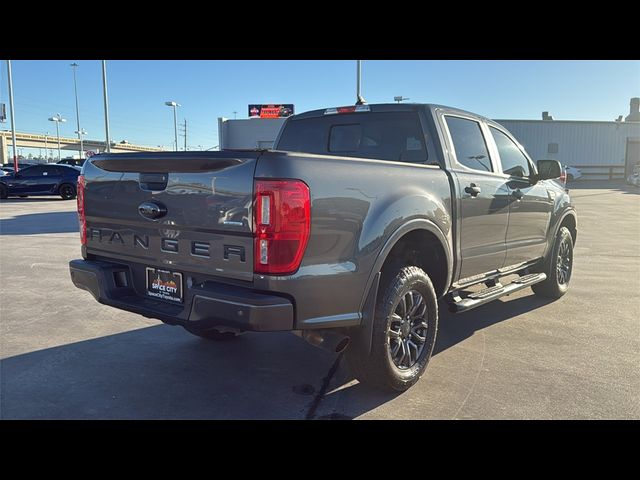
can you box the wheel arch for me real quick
[552,209,577,246]
[359,219,453,313]
[542,209,577,261]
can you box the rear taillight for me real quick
[77,175,86,245]
[560,170,567,184]
[254,179,310,275]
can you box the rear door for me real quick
[487,125,552,267]
[443,115,510,280]
[43,165,65,193]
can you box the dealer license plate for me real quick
[145,267,183,303]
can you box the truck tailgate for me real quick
[83,151,260,283]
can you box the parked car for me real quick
[563,165,582,182]
[69,103,576,392]
[2,162,37,173]
[627,164,640,187]
[0,164,81,200]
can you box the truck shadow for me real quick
[316,294,557,418]
[0,325,336,419]
[0,211,78,235]
[433,295,555,355]
[0,294,554,420]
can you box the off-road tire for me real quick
[532,226,574,299]
[346,266,438,392]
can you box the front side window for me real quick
[445,116,493,172]
[490,127,531,178]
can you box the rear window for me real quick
[277,112,428,163]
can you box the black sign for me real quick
[248,104,294,119]
[0,103,6,122]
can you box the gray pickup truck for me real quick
[69,103,577,391]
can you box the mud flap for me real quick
[348,271,380,357]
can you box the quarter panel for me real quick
[253,151,453,327]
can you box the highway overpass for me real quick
[0,131,163,164]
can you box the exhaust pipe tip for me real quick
[302,330,350,353]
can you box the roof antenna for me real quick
[356,60,367,105]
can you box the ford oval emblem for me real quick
[138,201,167,220]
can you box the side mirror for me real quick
[536,159,562,180]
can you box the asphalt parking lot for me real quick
[1,180,638,419]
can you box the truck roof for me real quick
[291,103,494,124]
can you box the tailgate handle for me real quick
[139,173,168,191]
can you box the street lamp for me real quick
[48,114,67,161]
[394,96,410,103]
[164,101,181,151]
[70,63,84,159]
[75,128,88,158]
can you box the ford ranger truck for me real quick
[69,103,577,392]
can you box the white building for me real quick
[497,98,640,180]
[217,117,286,150]
[216,98,640,180]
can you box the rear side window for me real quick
[445,116,493,172]
[45,166,63,175]
[57,166,76,175]
[277,112,428,163]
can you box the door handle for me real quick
[512,189,524,200]
[464,184,481,197]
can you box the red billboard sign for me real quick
[248,104,294,119]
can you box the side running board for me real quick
[448,273,547,313]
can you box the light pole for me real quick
[70,62,84,159]
[101,60,111,153]
[165,101,180,151]
[6,60,19,171]
[48,114,67,161]
[356,60,366,105]
[75,128,88,158]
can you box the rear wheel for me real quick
[59,183,76,200]
[346,266,438,392]
[0,184,7,199]
[183,325,242,341]
[532,226,574,299]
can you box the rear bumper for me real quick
[69,259,293,331]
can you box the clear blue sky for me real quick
[1,60,638,154]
